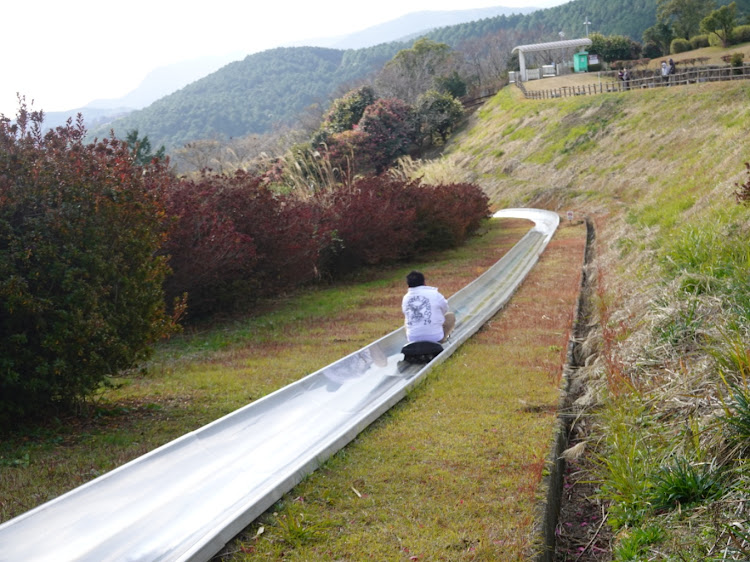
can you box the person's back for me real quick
[401,271,455,343]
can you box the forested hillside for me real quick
[92,0,747,151]
[89,45,406,150]
[423,0,656,45]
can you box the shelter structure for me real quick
[511,38,592,82]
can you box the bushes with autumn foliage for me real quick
[0,107,177,420]
[163,174,490,314]
[356,99,416,173]
[408,182,491,252]
[0,104,488,420]
[163,170,322,317]
[316,177,418,276]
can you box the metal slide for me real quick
[0,209,559,562]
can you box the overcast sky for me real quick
[1,0,568,117]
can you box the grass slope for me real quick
[4,57,749,562]
[415,75,750,558]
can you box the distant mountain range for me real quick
[41,55,243,131]
[77,0,747,151]
[297,6,538,50]
[44,6,535,133]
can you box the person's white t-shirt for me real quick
[402,285,448,343]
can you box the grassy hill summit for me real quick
[412,71,750,557]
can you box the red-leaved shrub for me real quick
[406,182,491,252]
[323,129,370,177]
[164,170,489,316]
[317,176,418,276]
[164,171,322,316]
[222,181,322,293]
[0,106,176,419]
[357,99,416,173]
[163,173,258,316]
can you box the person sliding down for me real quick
[401,270,455,344]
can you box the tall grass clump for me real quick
[717,333,750,456]
[597,399,657,528]
[660,209,750,322]
[613,526,665,561]
[722,383,750,454]
[650,458,724,511]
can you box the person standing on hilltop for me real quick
[661,60,670,85]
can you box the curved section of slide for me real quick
[0,209,559,562]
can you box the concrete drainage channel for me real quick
[536,217,598,562]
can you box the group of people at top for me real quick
[618,58,677,90]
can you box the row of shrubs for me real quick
[0,107,490,422]
[164,171,490,317]
[671,25,750,53]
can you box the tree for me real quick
[312,86,376,146]
[414,90,464,146]
[658,0,716,39]
[375,38,461,104]
[455,29,533,96]
[173,138,224,172]
[701,2,737,46]
[125,129,166,167]
[0,105,177,422]
[434,71,467,98]
[357,98,416,173]
[323,129,370,178]
[589,32,642,62]
[321,86,376,135]
[643,22,676,56]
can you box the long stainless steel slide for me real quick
[0,209,560,562]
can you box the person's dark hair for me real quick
[406,270,425,288]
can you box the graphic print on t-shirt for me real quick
[405,295,432,326]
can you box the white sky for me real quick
[1,0,567,117]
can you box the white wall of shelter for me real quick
[512,38,592,82]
